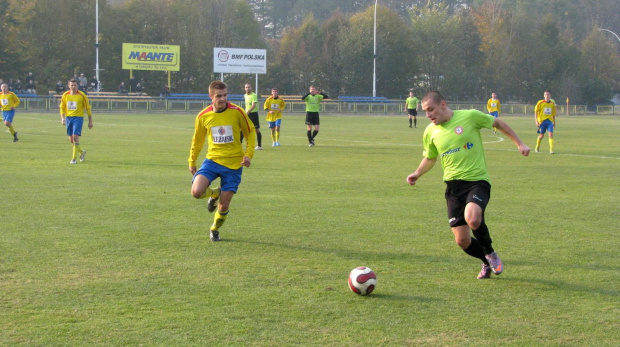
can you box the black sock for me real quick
[414,118,417,127]
[472,221,494,255]
[464,238,489,265]
[307,130,312,142]
[257,132,262,147]
[312,130,319,139]
[409,118,412,126]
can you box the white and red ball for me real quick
[348,266,377,295]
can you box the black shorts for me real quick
[407,109,417,116]
[305,112,320,125]
[248,112,260,129]
[444,180,491,227]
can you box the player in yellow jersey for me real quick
[404,90,419,128]
[1,83,20,142]
[263,87,286,146]
[60,79,93,164]
[189,80,257,242]
[534,90,557,154]
[486,92,501,134]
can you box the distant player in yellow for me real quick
[404,90,419,128]
[189,80,256,242]
[263,87,286,146]
[534,90,556,154]
[1,83,20,142]
[486,92,501,134]
[60,79,93,164]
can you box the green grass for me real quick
[1,112,618,346]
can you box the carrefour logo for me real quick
[463,142,474,149]
[128,51,175,62]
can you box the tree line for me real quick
[0,0,618,104]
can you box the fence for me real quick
[14,96,620,115]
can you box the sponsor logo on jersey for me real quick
[455,126,463,134]
[463,142,474,149]
[212,125,234,144]
[441,147,461,157]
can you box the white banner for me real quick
[213,48,266,74]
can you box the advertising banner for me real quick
[122,43,180,71]
[213,48,266,74]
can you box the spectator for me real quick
[118,82,128,94]
[135,82,143,94]
[78,73,88,90]
[88,76,99,92]
[160,85,170,97]
[129,76,137,92]
[25,72,34,85]
[24,80,36,94]
[55,81,66,94]
[13,80,22,93]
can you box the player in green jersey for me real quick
[302,85,329,147]
[407,91,530,279]
[404,90,420,128]
[244,83,262,150]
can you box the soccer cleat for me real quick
[275,141,280,146]
[13,132,18,142]
[210,230,221,241]
[477,264,492,279]
[409,125,412,128]
[485,252,503,275]
[550,151,555,154]
[255,146,262,150]
[207,187,221,213]
[535,147,540,153]
[308,143,314,147]
[70,159,77,164]
[272,142,276,147]
[80,150,86,162]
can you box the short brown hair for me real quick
[68,78,78,84]
[422,90,445,105]
[209,80,227,94]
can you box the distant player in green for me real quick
[264,87,286,146]
[534,90,556,154]
[407,91,530,279]
[301,85,328,147]
[0,83,20,142]
[244,83,262,150]
[60,79,93,164]
[404,90,419,128]
[486,92,501,134]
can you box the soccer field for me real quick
[1,112,619,346]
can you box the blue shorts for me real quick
[268,119,282,129]
[66,117,84,136]
[537,119,554,134]
[194,159,243,193]
[2,110,15,123]
[490,111,499,118]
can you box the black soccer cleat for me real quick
[210,230,221,241]
[207,187,221,213]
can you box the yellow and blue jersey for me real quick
[60,91,91,117]
[0,91,20,111]
[534,100,556,124]
[188,102,256,170]
[264,96,286,122]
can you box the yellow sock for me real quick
[198,187,213,199]
[271,132,276,143]
[72,144,79,159]
[549,138,554,152]
[275,130,280,142]
[7,125,15,135]
[211,209,229,231]
[536,138,541,150]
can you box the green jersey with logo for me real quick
[422,109,495,182]
[405,96,419,110]
[244,92,258,113]
[304,93,324,112]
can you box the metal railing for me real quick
[14,96,620,115]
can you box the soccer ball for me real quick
[348,266,377,295]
